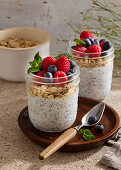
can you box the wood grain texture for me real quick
[18,97,120,153]
[39,128,77,160]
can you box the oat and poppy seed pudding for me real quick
[26,52,80,132]
[68,30,114,100]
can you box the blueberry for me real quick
[84,38,91,48]
[71,45,76,49]
[87,37,94,45]
[88,116,98,125]
[99,39,106,43]
[44,72,53,83]
[103,41,111,51]
[101,51,107,56]
[93,39,99,45]
[94,124,104,134]
[69,60,76,69]
[66,72,72,76]
[69,68,75,73]
[66,72,72,80]
[47,65,57,74]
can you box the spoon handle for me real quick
[39,128,77,160]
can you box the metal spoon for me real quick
[40,103,105,160]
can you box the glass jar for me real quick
[26,63,80,132]
[68,41,114,101]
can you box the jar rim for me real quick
[68,40,114,59]
[27,61,80,85]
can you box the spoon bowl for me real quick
[75,103,105,131]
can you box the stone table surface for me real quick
[0,77,121,170]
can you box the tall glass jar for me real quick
[68,41,114,101]
[26,63,80,132]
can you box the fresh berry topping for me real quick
[84,38,92,48]
[54,71,67,83]
[103,41,111,51]
[101,51,107,56]
[88,116,98,125]
[87,37,94,45]
[99,39,106,43]
[93,39,99,45]
[86,45,101,58]
[34,70,46,85]
[80,31,94,39]
[66,72,72,76]
[100,41,105,50]
[66,72,72,80]
[44,72,53,83]
[56,56,70,73]
[94,124,104,133]
[73,46,87,57]
[69,60,76,69]
[47,65,57,74]
[69,68,75,73]
[36,70,46,77]
[71,45,76,49]
[42,56,56,70]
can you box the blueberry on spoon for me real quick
[88,116,98,125]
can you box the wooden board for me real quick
[18,97,120,152]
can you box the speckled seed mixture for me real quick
[28,83,79,132]
[72,56,113,100]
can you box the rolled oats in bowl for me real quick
[0,37,40,48]
[68,31,114,100]
[26,52,80,132]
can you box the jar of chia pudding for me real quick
[26,54,80,132]
[68,39,114,101]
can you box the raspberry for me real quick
[56,56,70,73]
[86,45,101,58]
[80,31,94,39]
[54,71,67,83]
[36,70,46,77]
[34,70,46,85]
[100,41,105,50]
[42,56,56,70]
[73,46,87,57]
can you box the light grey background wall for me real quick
[0,0,92,55]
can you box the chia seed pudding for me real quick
[26,58,80,132]
[68,41,114,100]
[27,87,78,132]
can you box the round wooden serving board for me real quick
[18,97,120,152]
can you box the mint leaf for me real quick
[34,52,42,68]
[29,61,36,68]
[55,53,73,60]
[83,133,95,141]
[73,39,86,46]
[80,129,95,141]
[27,52,43,74]
[27,67,40,74]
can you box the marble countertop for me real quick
[0,77,121,170]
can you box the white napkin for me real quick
[100,125,121,170]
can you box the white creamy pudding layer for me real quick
[28,91,78,132]
[27,82,79,132]
[79,62,113,100]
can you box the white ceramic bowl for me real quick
[0,27,50,82]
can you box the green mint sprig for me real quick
[80,129,95,141]
[27,52,42,74]
[73,39,86,46]
[55,53,73,60]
